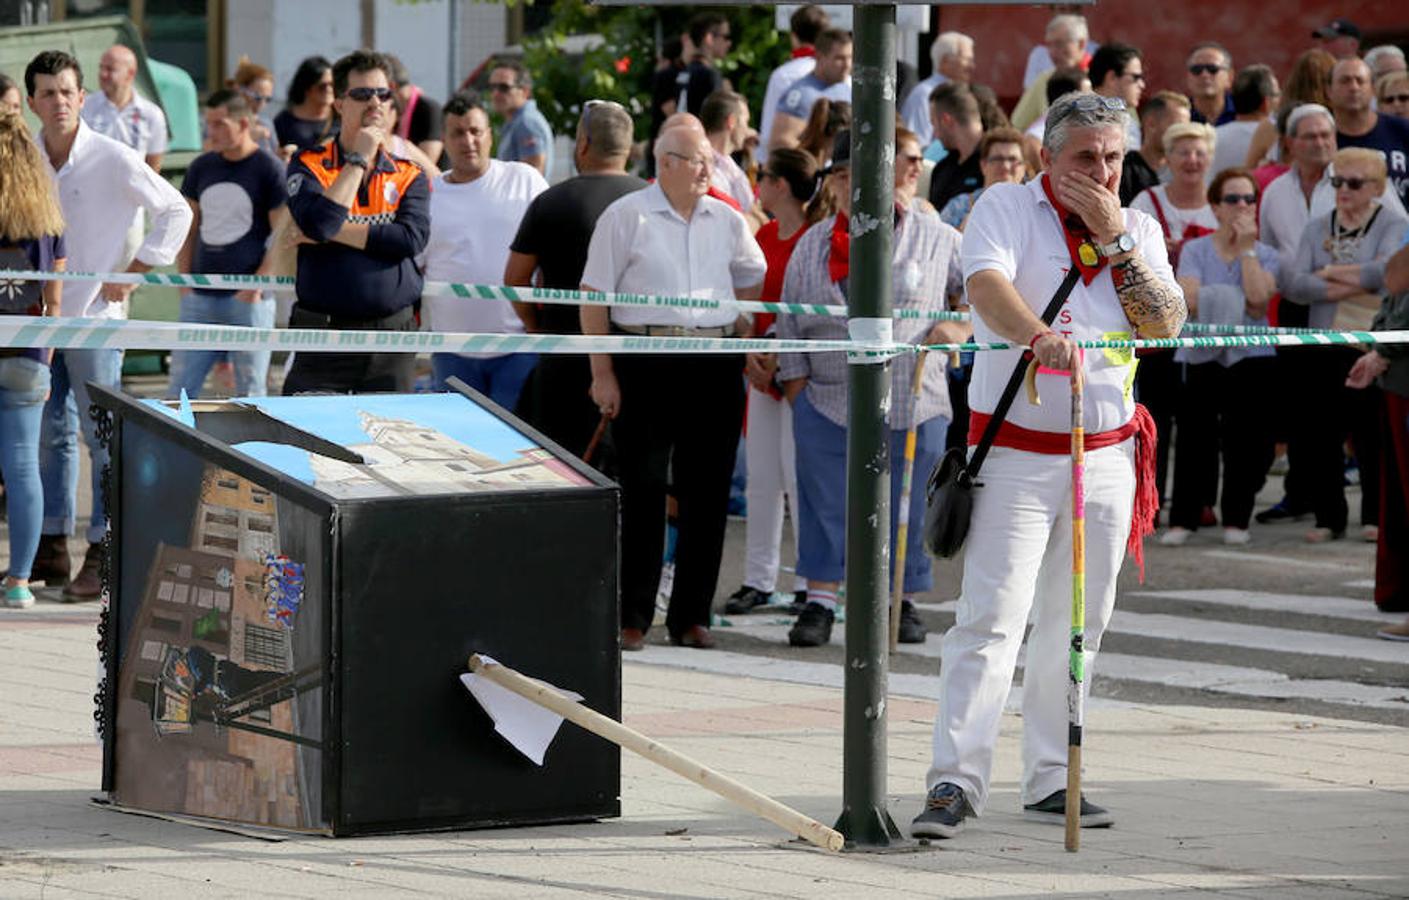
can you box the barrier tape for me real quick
[0,269,970,322]
[1,316,1406,357]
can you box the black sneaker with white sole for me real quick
[910,782,973,839]
[723,585,771,615]
[1022,789,1113,828]
[897,599,927,644]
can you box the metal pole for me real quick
[835,1,901,848]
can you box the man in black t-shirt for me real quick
[1331,57,1409,205]
[169,89,287,399]
[675,13,730,118]
[927,82,983,211]
[505,101,646,459]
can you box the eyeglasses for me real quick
[1330,175,1373,190]
[984,153,1024,166]
[710,30,732,41]
[1122,71,1147,83]
[240,88,273,103]
[1188,64,1224,76]
[314,79,335,91]
[898,152,924,165]
[488,82,518,93]
[664,150,709,169]
[345,86,392,103]
[1382,93,1409,105]
[1219,193,1257,205]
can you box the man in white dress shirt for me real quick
[900,31,975,146]
[581,126,765,652]
[912,93,1186,840]
[25,50,191,601]
[81,44,167,171]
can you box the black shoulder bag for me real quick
[923,265,1083,558]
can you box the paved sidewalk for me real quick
[1,605,1406,899]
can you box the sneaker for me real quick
[910,782,973,839]
[1023,789,1113,828]
[897,599,927,644]
[1222,527,1251,545]
[1255,501,1309,524]
[789,590,807,615]
[723,585,771,615]
[1158,527,1191,546]
[1377,620,1409,642]
[4,585,35,609]
[787,601,834,647]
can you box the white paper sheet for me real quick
[459,660,583,766]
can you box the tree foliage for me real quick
[518,1,791,140]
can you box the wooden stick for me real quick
[889,350,928,652]
[467,654,845,852]
[582,414,610,466]
[1065,368,1086,853]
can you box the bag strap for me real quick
[966,264,1082,476]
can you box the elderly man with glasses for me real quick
[911,92,1185,840]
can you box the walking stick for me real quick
[889,351,928,651]
[1065,367,1086,852]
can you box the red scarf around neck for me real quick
[1041,174,1108,285]
[829,212,850,283]
[792,46,816,59]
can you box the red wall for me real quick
[936,0,1408,106]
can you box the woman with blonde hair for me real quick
[1376,70,1409,121]
[0,108,65,609]
[1132,121,1218,267]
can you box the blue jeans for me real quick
[167,291,274,398]
[431,352,538,411]
[41,348,122,544]
[792,390,947,593]
[0,357,51,580]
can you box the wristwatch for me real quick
[1097,232,1136,257]
[344,151,370,170]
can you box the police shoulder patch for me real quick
[286,173,305,196]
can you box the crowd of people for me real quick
[1,6,1408,834]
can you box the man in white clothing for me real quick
[421,91,547,410]
[1212,65,1279,177]
[581,127,765,652]
[900,31,975,146]
[912,93,1186,840]
[81,44,167,171]
[25,50,191,601]
[755,5,829,165]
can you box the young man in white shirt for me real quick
[24,50,192,601]
[912,93,1185,840]
[420,92,547,410]
[581,127,766,652]
[81,44,168,171]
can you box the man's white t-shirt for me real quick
[756,55,815,165]
[961,177,1175,434]
[420,160,547,357]
[81,91,169,159]
[1211,120,1260,177]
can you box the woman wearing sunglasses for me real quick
[230,57,280,158]
[1285,147,1408,543]
[275,55,339,155]
[1161,168,1278,547]
[1376,71,1409,121]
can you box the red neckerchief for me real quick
[829,211,850,283]
[1041,173,1106,285]
[792,47,816,59]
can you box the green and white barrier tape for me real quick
[922,329,1409,353]
[0,269,970,322]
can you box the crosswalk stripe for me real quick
[1200,549,1360,570]
[1124,589,1398,623]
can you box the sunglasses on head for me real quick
[1219,193,1257,206]
[1188,64,1223,76]
[1330,175,1371,190]
[345,86,392,102]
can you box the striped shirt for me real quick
[777,203,963,428]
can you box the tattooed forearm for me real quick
[1112,256,1187,338]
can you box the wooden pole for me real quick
[467,654,845,852]
[889,351,927,651]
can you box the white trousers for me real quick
[926,440,1135,813]
[743,387,806,593]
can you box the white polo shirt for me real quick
[581,183,766,329]
[40,121,191,319]
[81,90,169,159]
[961,176,1175,434]
[419,160,547,358]
[1260,164,1406,273]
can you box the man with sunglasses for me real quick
[1186,43,1236,127]
[488,60,553,177]
[1089,43,1146,149]
[281,50,430,395]
[1330,57,1409,207]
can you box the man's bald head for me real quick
[1328,57,1374,115]
[655,124,709,161]
[659,111,706,139]
[98,44,138,102]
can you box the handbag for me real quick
[923,265,1082,558]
